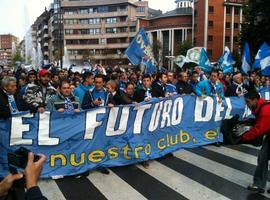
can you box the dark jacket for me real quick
[225,83,249,97]
[242,98,270,141]
[152,81,166,98]
[26,186,47,200]
[176,80,193,95]
[133,88,152,103]
[0,89,29,119]
[82,88,109,109]
[108,90,134,105]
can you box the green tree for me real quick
[175,40,192,56]
[241,0,270,56]
[11,48,24,66]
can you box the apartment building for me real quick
[194,0,247,61]
[0,34,18,65]
[60,0,150,66]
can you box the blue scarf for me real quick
[64,97,74,112]
[7,93,18,114]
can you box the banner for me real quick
[0,95,255,178]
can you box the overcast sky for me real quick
[0,0,176,41]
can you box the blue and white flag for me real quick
[253,42,269,70]
[241,42,251,75]
[199,48,213,73]
[125,28,157,73]
[218,46,235,74]
[258,44,270,76]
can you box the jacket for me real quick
[176,80,193,95]
[74,83,93,104]
[108,90,134,105]
[0,89,29,119]
[242,98,270,141]
[26,186,47,200]
[152,81,166,98]
[133,87,152,103]
[195,79,224,98]
[46,93,80,111]
[23,82,56,112]
[82,88,109,109]
[225,83,249,97]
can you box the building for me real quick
[140,0,247,64]
[139,0,193,68]
[195,0,247,61]
[60,0,152,66]
[0,34,18,65]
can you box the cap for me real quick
[38,69,50,77]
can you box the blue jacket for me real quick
[74,83,93,104]
[195,80,224,98]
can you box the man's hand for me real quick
[57,108,65,113]
[37,107,45,113]
[108,103,114,108]
[74,109,80,113]
[25,153,46,190]
[0,173,23,197]
[144,97,151,102]
[93,99,102,106]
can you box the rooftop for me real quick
[149,7,192,20]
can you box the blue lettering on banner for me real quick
[0,95,259,178]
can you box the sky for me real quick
[0,0,176,41]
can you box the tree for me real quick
[11,48,24,66]
[175,40,192,56]
[241,0,270,56]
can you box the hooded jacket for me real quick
[242,98,270,141]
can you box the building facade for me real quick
[140,1,193,68]
[194,0,247,61]
[0,34,18,65]
[60,0,151,66]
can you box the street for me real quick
[38,144,270,200]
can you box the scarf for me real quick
[64,97,74,112]
[233,82,245,96]
[4,90,18,114]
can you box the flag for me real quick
[253,42,269,69]
[218,46,235,74]
[173,55,187,68]
[259,44,270,76]
[125,28,157,74]
[185,47,202,64]
[241,42,251,75]
[199,48,213,73]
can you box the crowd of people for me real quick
[1,63,270,198]
[0,64,268,120]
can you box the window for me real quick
[65,29,74,35]
[233,36,238,43]
[106,28,117,34]
[235,7,240,15]
[207,49,213,57]
[65,19,78,24]
[226,7,231,15]
[226,22,231,29]
[234,23,239,29]
[98,6,109,13]
[81,29,88,34]
[119,5,127,11]
[89,28,100,35]
[137,7,145,13]
[208,21,214,28]
[89,18,100,24]
[209,6,214,13]
[106,17,117,24]
[130,27,136,32]
[80,19,89,25]
[80,9,88,14]
[208,35,213,42]
[119,27,127,33]
[225,36,230,43]
[89,8,98,13]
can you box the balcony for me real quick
[64,32,136,40]
[44,43,49,47]
[69,54,127,60]
[63,11,128,19]
[66,43,130,50]
[64,24,101,29]
[43,25,48,30]
[43,34,49,38]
